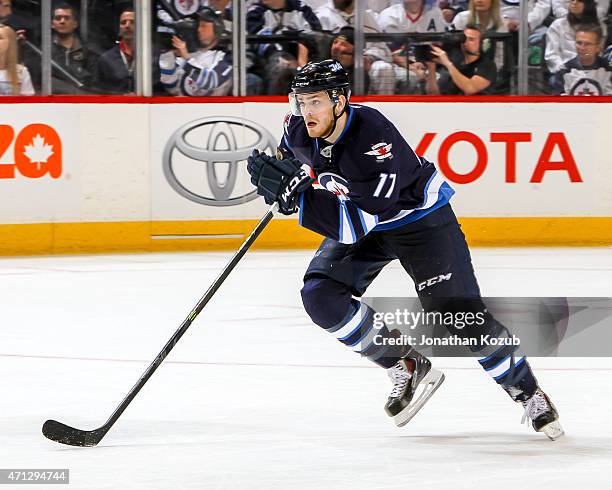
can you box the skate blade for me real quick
[541,420,565,441]
[394,369,445,427]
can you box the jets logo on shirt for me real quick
[318,172,350,200]
[182,75,199,96]
[365,142,393,161]
[570,78,603,96]
[174,0,199,16]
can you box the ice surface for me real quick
[1,248,611,489]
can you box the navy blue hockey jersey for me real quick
[278,105,454,244]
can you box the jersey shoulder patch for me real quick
[283,112,292,133]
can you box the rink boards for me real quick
[1,98,611,255]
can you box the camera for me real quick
[413,42,436,63]
[412,32,467,63]
[158,17,199,52]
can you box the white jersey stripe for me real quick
[334,302,368,340]
[377,170,446,226]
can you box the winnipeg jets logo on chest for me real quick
[365,142,393,161]
[318,172,350,200]
[570,78,602,96]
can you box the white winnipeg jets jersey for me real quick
[377,2,448,33]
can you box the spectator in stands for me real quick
[316,0,396,93]
[317,0,383,31]
[500,0,552,33]
[0,23,34,95]
[247,0,322,94]
[206,0,233,31]
[0,0,9,22]
[328,26,372,92]
[93,7,135,94]
[553,23,611,94]
[378,0,448,33]
[378,1,448,93]
[451,0,511,91]
[0,0,32,40]
[440,0,469,23]
[203,0,264,94]
[156,0,200,46]
[452,0,507,31]
[425,24,497,94]
[159,7,232,96]
[545,0,605,75]
[51,3,99,93]
[552,0,609,22]
[499,0,552,72]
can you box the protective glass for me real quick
[288,92,334,117]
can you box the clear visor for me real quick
[288,92,335,117]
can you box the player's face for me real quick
[52,9,78,35]
[569,0,585,15]
[296,92,336,137]
[119,11,135,41]
[575,31,601,64]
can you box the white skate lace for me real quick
[388,363,412,398]
[521,391,549,425]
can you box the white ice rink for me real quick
[1,248,611,489]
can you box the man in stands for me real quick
[93,8,136,94]
[426,24,497,94]
[51,3,99,93]
[316,0,396,93]
[247,0,322,94]
[553,23,612,95]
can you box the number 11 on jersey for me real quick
[373,173,396,198]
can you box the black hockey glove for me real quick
[247,149,314,215]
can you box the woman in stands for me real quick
[0,23,34,95]
[451,0,507,32]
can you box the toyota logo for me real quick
[163,116,277,207]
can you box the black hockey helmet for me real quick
[198,7,225,38]
[291,59,350,95]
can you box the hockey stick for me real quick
[42,202,279,447]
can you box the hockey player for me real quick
[246,59,564,439]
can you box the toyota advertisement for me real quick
[151,102,610,222]
[1,101,610,250]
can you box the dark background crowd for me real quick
[1,0,610,96]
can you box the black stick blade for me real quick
[42,419,106,447]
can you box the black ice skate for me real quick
[384,351,445,427]
[521,388,564,440]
